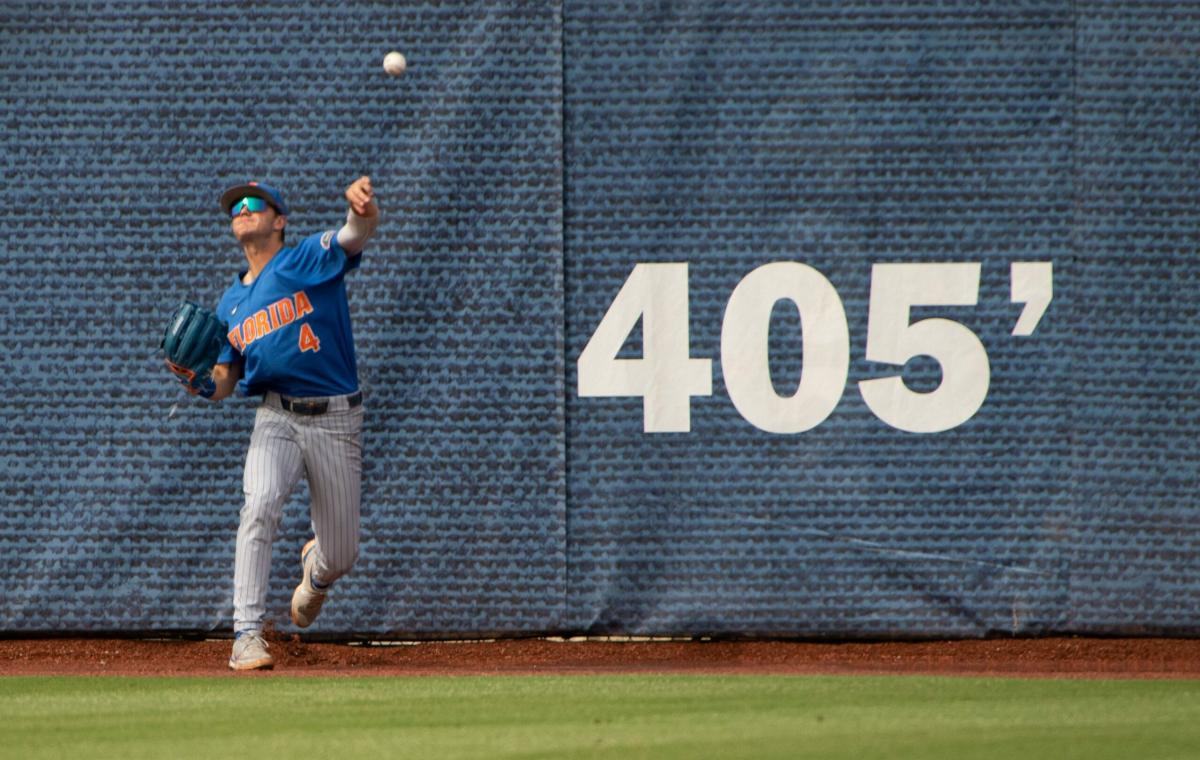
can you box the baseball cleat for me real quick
[290,538,328,628]
[228,632,274,671]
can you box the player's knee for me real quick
[243,478,287,503]
[239,487,287,527]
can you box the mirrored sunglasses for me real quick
[230,196,269,217]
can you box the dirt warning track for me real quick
[2,636,1198,678]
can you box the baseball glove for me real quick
[161,301,227,398]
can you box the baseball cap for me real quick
[219,181,289,216]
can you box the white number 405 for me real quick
[577,261,1052,434]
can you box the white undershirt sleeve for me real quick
[335,207,380,254]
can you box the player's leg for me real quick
[299,402,364,586]
[289,401,362,628]
[233,405,305,637]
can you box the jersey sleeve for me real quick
[217,343,241,366]
[277,231,362,286]
[214,290,244,366]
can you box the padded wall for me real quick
[3,1,1198,637]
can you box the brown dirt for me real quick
[2,634,1198,678]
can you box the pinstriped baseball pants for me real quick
[233,393,363,635]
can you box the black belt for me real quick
[277,391,362,416]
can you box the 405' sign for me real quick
[577,262,1053,434]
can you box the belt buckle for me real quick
[282,396,327,415]
[297,400,327,415]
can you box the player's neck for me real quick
[241,239,285,281]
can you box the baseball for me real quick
[383,51,407,76]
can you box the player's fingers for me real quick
[354,180,372,203]
[346,179,375,214]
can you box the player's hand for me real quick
[346,176,378,218]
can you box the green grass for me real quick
[1,674,1198,760]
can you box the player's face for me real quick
[231,199,285,243]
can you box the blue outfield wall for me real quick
[2,1,1198,637]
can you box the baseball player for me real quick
[185,177,379,670]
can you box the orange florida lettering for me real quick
[254,311,271,340]
[227,328,245,353]
[276,297,296,325]
[230,290,315,349]
[294,290,314,318]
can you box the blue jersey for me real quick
[216,230,362,398]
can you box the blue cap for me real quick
[219,181,289,216]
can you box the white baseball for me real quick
[383,51,407,76]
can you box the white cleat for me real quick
[290,538,328,628]
[228,632,274,671]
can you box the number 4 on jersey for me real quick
[298,323,321,353]
[577,263,712,432]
